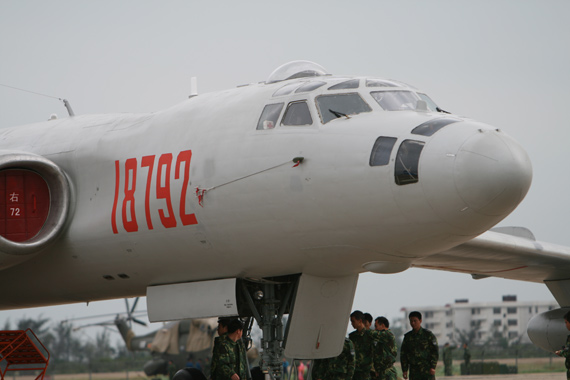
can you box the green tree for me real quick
[51,322,82,362]
[454,326,479,346]
[484,323,509,349]
[16,315,54,348]
[80,330,115,363]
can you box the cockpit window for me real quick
[369,137,397,166]
[412,117,461,137]
[295,81,326,93]
[256,103,283,130]
[316,93,372,124]
[282,101,313,126]
[395,140,425,185]
[370,91,421,111]
[417,93,439,112]
[273,83,302,97]
[328,79,360,90]
[366,79,400,88]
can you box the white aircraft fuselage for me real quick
[6,62,570,364]
[0,62,533,309]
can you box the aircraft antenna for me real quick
[0,83,75,117]
[62,99,75,116]
[189,77,198,98]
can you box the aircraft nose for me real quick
[420,122,532,233]
[453,128,532,216]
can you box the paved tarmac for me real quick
[437,374,563,380]
[25,371,567,380]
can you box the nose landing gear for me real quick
[238,275,299,380]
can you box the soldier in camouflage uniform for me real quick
[462,343,470,375]
[555,311,570,379]
[372,317,398,380]
[349,310,376,380]
[312,338,355,380]
[364,313,373,330]
[211,318,232,379]
[442,343,454,376]
[212,319,248,380]
[400,311,438,380]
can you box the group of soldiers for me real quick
[314,310,439,380]
[442,342,470,377]
[207,311,462,380]
[312,310,400,380]
[341,310,439,380]
[332,310,472,380]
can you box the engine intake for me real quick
[0,152,71,269]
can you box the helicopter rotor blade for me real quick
[132,317,148,327]
[131,297,140,314]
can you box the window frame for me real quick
[295,81,326,94]
[370,90,422,111]
[327,79,360,90]
[315,92,372,124]
[366,79,401,88]
[281,100,313,127]
[411,117,461,137]
[369,136,397,167]
[256,103,284,130]
[273,82,305,97]
[394,139,425,186]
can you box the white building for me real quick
[401,295,557,345]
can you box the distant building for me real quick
[401,295,557,345]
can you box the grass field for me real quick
[424,356,567,376]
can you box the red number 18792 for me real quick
[111,150,197,234]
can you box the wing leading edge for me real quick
[412,227,570,306]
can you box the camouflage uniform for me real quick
[210,333,227,379]
[560,334,570,379]
[400,327,438,380]
[312,338,355,380]
[442,345,454,376]
[168,361,177,380]
[212,335,248,380]
[463,346,471,375]
[372,330,397,380]
[349,328,375,380]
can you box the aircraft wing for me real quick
[412,228,570,306]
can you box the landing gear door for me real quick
[284,273,359,359]
[147,278,238,322]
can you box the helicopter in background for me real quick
[116,316,217,376]
[66,298,218,377]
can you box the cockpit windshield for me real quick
[316,93,372,124]
[366,79,400,88]
[370,91,421,111]
[417,93,439,112]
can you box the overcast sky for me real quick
[0,1,569,340]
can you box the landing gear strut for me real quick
[238,275,299,380]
